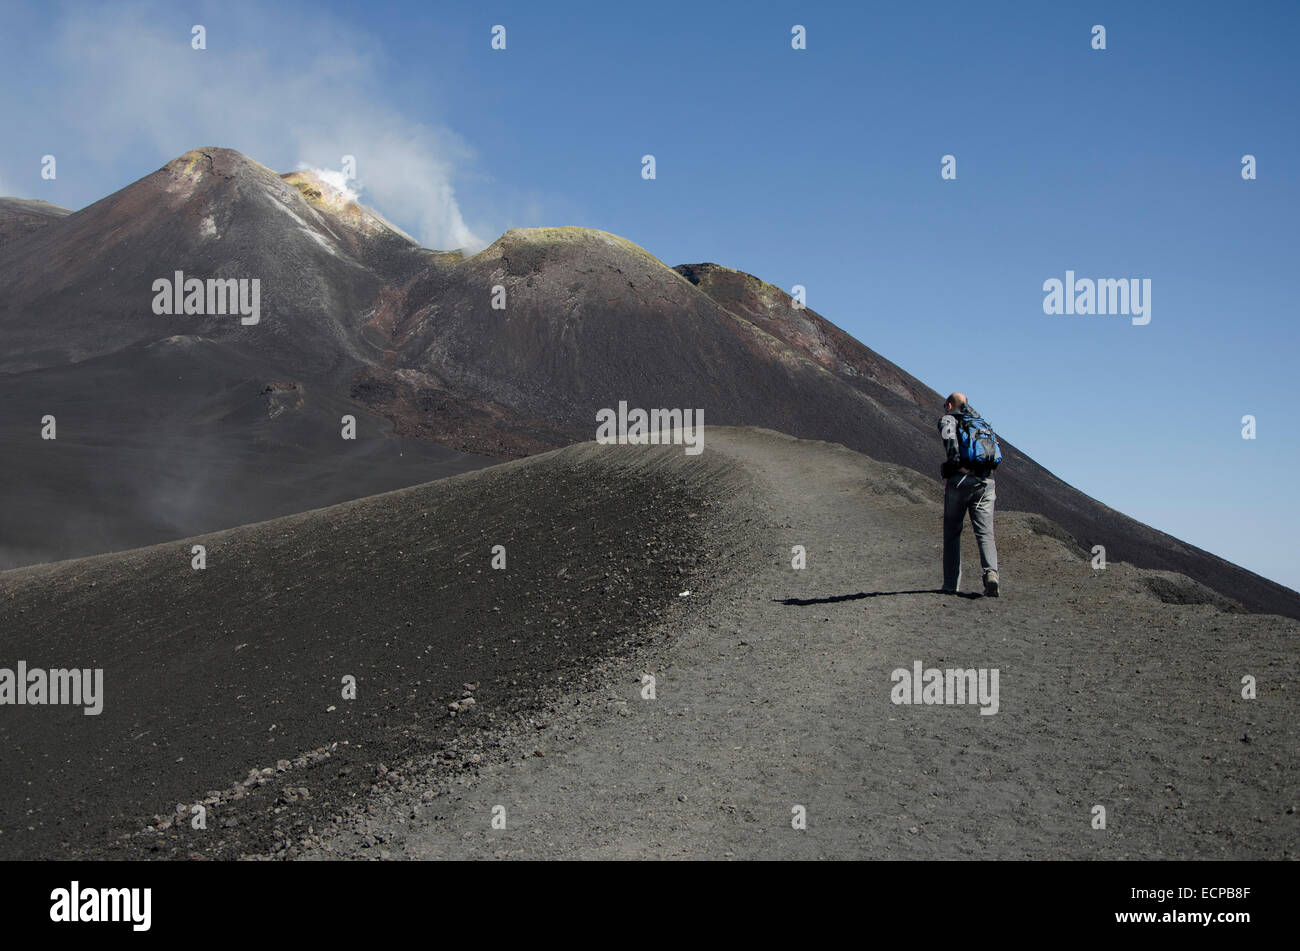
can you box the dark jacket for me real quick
[938,403,996,479]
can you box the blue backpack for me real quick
[957,413,1002,468]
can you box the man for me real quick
[938,392,1000,597]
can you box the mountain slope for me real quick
[1,430,1292,860]
[0,197,70,249]
[670,262,1300,619]
[0,435,751,859]
[0,148,423,376]
[0,149,491,567]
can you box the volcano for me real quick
[0,147,1296,621]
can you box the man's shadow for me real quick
[775,589,982,605]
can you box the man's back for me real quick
[938,393,1000,596]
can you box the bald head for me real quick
[945,392,967,413]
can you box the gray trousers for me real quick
[943,473,998,591]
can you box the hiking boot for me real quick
[983,570,1000,598]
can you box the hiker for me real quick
[938,392,1001,597]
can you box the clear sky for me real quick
[2,1,1297,592]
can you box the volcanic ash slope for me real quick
[311,428,1299,861]
[0,437,755,859]
[0,428,1293,860]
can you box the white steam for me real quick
[294,164,360,204]
[37,2,486,252]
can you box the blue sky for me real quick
[2,1,1297,591]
